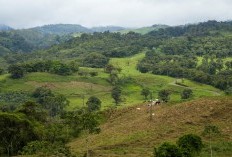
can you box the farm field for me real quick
[0,53,222,110]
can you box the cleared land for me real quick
[69,96,232,157]
[0,53,223,110]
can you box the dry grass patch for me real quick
[68,97,232,157]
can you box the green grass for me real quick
[223,57,232,62]
[109,53,222,105]
[0,52,223,110]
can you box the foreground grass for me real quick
[68,96,232,157]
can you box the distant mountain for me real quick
[0,24,13,31]
[31,24,126,34]
[90,26,125,32]
[148,20,232,37]
[0,31,33,55]
[12,29,67,50]
[30,24,91,35]
[118,24,169,34]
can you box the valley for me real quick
[0,20,231,157]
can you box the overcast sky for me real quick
[0,0,232,28]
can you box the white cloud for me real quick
[0,0,231,28]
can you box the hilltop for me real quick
[0,24,13,31]
[119,24,168,35]
[69,96,232,157]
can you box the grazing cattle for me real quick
[155,100,161,105]
[136,107,141,110]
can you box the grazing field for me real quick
[68,96,232,157]
[0,53,223,110]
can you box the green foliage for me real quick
[158,89,171,102]
[81,111,101,134]
[8,64,25,79]
[0,31,33,55]
[89,71,98,77]
[225,61,232,69]
[111,86,122,105]
[177,134,203,157]
[138,50,232,90]
[21,140,72,156]
[202,125,220,137]
[154,142,182,157]
[0,91,31,104]
[155,134,203,157]
[8,60,79,79]
[86,96,102,112]
[108,70,120,85]
[17,101,47,122]
[43,122,71,143]
[181,89,193,99]
[32,87,69,117]
[50,61,73,75]
[0,112,38,156]
[0,68,3,75]
[141,88,151,100]
[32,86,53,102]
[83,52,109,68]
[225,86,232,95]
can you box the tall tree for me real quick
[111,86,122,105]
[86,96,102,112]
[158,89,171,102]
[141,88,151,100]
[0,113,37,156]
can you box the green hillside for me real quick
[0,53,222,110]
[0,20,231,157]
[119,25,168,34]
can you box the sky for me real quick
[0,0,232,28]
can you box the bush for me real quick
[225,86,232,95]
[154,142,182,157]
[21,141,72,156]
[181,89,193,99]
[89,71,98,77]
[8,64,25,79]
[158,89,171,102]
[141,88,151,100]
[0,68,4,75]
[177,134,203,157]
[111,86,122,105]
[83,52,109,68]
[86,96,102,112]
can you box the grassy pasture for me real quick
[0,53,223,110]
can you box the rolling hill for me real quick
[0,20,231,157]
[0,24,13,31]
[118,25,168,34]
[0,53,222,110]
[69,96,232,157]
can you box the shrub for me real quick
[158,89,171,102]
[181,89,193,99]
[154,142,182,157]
[86,96,102,112]
[177,134,203,157]
[22,141,71,156]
